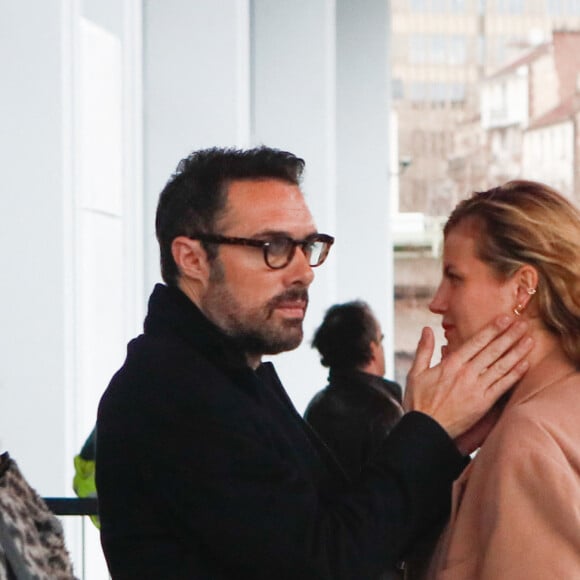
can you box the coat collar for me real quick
[144,285,351,485]
[328,368,403,403]
[144,283,251,374]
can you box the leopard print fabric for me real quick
[0,453,75,579]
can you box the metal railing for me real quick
[43,497,98,517]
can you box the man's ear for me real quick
[368,339,380,363]
[363,339,382,375]
[171,236,211,285]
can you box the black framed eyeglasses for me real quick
[190,233,335,270]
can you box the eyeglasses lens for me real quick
[265,237,331,269]
[265,238,294,268]
[307,241,325,266]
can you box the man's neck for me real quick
[246,353,262,370]
[176,277,203,308]
[360,360,383,378]
[177,278,263,370]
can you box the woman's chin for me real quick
[442,339,461,357]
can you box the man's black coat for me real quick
[305,369,404,481]
[96,284,465,579]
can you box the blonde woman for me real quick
[411,180,580,578]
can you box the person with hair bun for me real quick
[305,301,404,482]
[413,180,580,578]
[305,301,405,580]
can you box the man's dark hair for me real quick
[155,146,305,285]
[312,301,379,370]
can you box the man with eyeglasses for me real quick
[96,146,532,579]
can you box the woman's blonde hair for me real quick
[445,180,580,366]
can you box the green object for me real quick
[73,454,100,528]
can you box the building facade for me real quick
[390,0,580,379]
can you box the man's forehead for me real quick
[225,177,302,198]
[219,178,316,233]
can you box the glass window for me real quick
[392,78,404,100]
[409,34,468,66]
[449,0,467,12]
[547,0,562,15]
[409,82,429,102]
[410,0,430,11]
[409,0,469,14]
[498,0,525,14]
[431,35,447,63]
[409,35,426,63]
[448,35,467,65]
[449,82,466,102]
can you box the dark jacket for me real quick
[96,284,466,579]
[304,370,404,481]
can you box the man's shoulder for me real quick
[304,379,393,423]
[127,331,204,367]
[303,386,331,419]
[100,332,236,411]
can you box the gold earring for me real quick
[514,288,536,316]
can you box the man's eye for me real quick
[268,238,292,255]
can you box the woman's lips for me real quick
[442,322,454,339]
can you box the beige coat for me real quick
[425,357,580,579]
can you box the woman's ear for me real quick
[514,265,539,313]
[171,236,211,286]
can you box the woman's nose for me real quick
[429,286,446,314]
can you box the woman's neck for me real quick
[514,319,574,393]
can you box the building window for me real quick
[497,0,525,14]
[547,0,563,16]
[409,82,428,102]
[392,78,404,100]
[449,0,467,12]
[408,34,467,65]
[448,35,467,64]
[409,0,468,13]
[408,81,466,103]
[410,0,430,11]
[409,35,426,63]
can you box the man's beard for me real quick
[201,260,308,356]
[228,301,305,355]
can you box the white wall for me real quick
[335,0,395,382]
[1,0,394,574]
[142,0,394,412]
[522,121,575,196]
[1,1,142,577]
[480,68,529,130]
[143,0,251,293]
[245,0,395,409]
[0,0,69,491]
[251,0,338,410]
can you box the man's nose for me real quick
[284,246,315,286]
